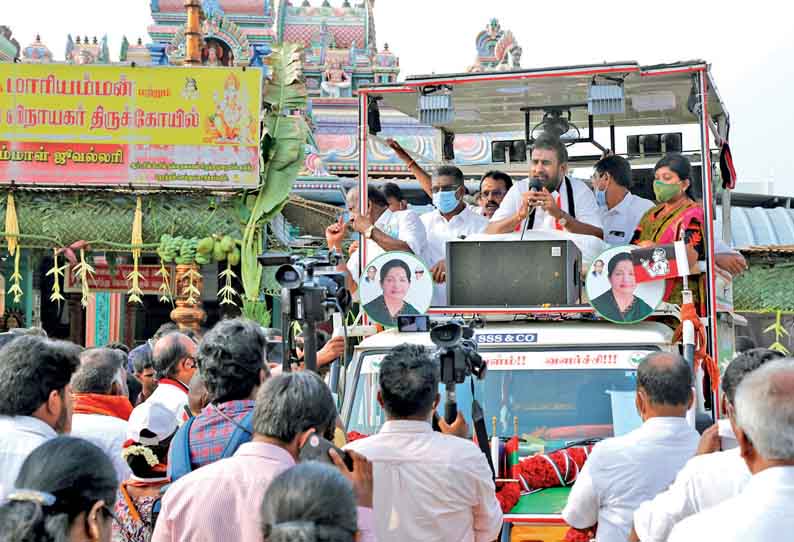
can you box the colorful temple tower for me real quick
[0,26,20,62]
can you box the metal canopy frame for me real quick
[356,60,728,364]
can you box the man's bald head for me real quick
[637,352,693,407]
[152,332,197,381]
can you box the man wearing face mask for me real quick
[486,135,603,237]
[592,155,654,246]
[420,165,489,306]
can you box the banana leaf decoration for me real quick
[72,248,95,308]
[218,260,239,307]
[764,310,791,355]
[46,248,67,305]
[127,197,145,304]
[5,192,18,257]
[241,43,309,325]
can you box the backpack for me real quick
[152,410,254,525]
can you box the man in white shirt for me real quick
[420,165,489,306]
[487,135,603,237]
[562,352,699,542]
[326,185,426,289]
[591,155,654,246]
[0,335,81,500]
[630,347,784,542]
[668,360,794,542]
[134,332,197,425]
[345,344,503,542]
[70,348,134,483]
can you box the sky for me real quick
[4,0,794,192]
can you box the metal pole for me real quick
[358,93,369,323]
[697,69,721,374]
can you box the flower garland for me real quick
[121,445,159,467]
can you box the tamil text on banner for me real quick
[630,241,690,283]
[0,64,261,188]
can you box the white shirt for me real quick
[562,417,699,542]
[421,205,489,306]
[138,379,189,426]
[347,209,427,282]
[633,447,749,542]
[345,420,503,542]
[601,192,654,246]
[491,177,603,231]
[0,416,56,500]
[71,413,131,483]
[668,466,794,542]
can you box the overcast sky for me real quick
[4,0,794,191]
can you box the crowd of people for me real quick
[0,316,791,542]
[329,137,748,312]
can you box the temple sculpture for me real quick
[468,18,523,72]
[0,26,20,62]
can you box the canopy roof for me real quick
[362,61,727,135]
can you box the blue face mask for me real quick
[595,188,607,210]
[433,190,460,214]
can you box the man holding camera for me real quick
[345,344,503,542]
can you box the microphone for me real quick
[520,178,544,240]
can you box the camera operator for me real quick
[345,344,502,542]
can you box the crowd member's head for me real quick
[733,360,794,473]
[346,186,389,223]
[71,355,126,397]
[479,171,513,218]
[383,182,407,212]
[721,348,785,411]
[635,352,694,421]
[123,401,178,480]
[132,351,157,401]
[198,319,269,404]
[653,153,695,203]
[152,332,197,384]
[378,344,439,421]
[593,154,633,210]
[530,135,568,192]
[79,348,128,395]
[431,165,466,216]
[379,259,411,304]
[252,371,337,458]
[735,336,756,354]
[152,322,178,345]
[0,437,117,542]
[188,372,210,416]
[260,462,358,542]
[105,342,129,355]
[9,327,48,338]
[0,336,81,434]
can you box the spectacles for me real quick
[481,190,506,198]
[431,185,458,194]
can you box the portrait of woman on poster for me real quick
[362,259,420,326]
[590,252,654,323]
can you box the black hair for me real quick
[434,165,465,187]
[152,322,178,343]
[105,341,130,355]
[379,259,411,285]
[735,336,756,354]
[0,336,81,416]
[198,318,268,403]
[654,153,695,199]
[383,182,404,202]
[366,186,388,209]
[607,252,633,278]
[532,134,568,165]
[152,332,191,379]
[594,155,632,189]
[721,348,784,405]
[261,463,357,542]
[637,352,693,406]
[0,437,117,542]
[132,350,154,374]
[252,372,337,443]
[480,170,513,192]
[70,359,120,395]
[379,343,438,418]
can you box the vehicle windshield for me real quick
[347,349,653,452]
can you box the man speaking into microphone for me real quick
[486,135,603,237]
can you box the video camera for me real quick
[430,319,486,424]
[258,251,351,373]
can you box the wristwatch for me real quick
[365,225,376,239]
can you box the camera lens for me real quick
[284,270,298,282]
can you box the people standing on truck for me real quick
[326,185,427,294]
[592,154,654,246]
[345,344,503,542]
[486,135,603,237]
[419,165,489,306]
[562,352,699,542]
[590,252,655,323]
[383,182,408,212]
[630,348,785,542]
[667,360,794,542]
